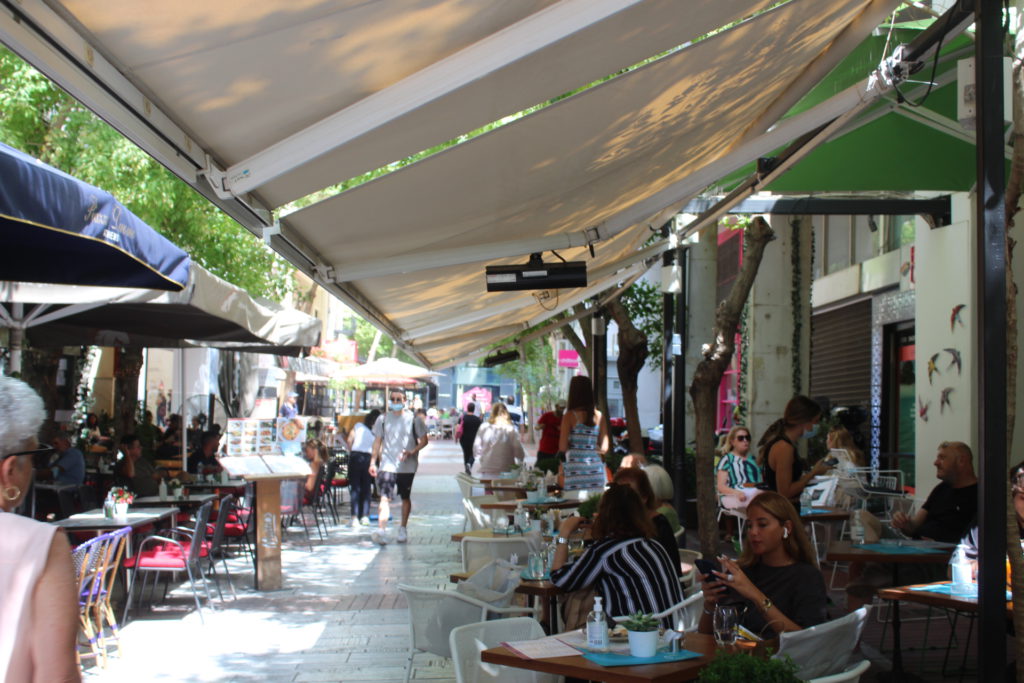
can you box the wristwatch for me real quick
[555,536,569,545]
[759,596,773,612]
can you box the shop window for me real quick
[825,216,851,274]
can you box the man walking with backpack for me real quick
[370,390,428,544]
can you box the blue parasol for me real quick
[0,141,190,290]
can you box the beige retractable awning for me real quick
[1,0,897,367]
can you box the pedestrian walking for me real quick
[370,391,428,544]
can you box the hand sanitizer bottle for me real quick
[158,478,168,502]
[514,501,526,533]
[586,596,610,652]
[849,503,865,544]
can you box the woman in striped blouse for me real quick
[549,484,683,627]
[716,425,763,511]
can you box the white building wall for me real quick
[684,226,718,443]
[913,195,978,500]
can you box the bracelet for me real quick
[702,607,714,616]
[555,536,569,545]
[759,596,773,612]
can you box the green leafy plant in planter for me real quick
[575,492,603,520]
[696,652,799,683]
[534,457,560,475]
[621,612,659,632]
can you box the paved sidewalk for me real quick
[86,440,470,683]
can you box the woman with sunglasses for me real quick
[0,376,80,682]
[716,426,762,512]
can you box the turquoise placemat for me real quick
[909,582,1006,600]
[802,508,831,515]
[581,649,702,667]
[856,543,944,555]
[520,569,550,581]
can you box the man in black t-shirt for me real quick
[847,441,977,610]
[458,402,482,475]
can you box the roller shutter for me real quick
[810,298,872,408]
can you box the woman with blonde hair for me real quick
[472,401,526,475]
[643,463,681,532]
[698,491,828,639]
[0,376,80,682]
[826,426,865,467]
[717,425,762,510]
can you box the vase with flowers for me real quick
[109,486,134,518]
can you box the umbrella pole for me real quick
[9,323,23,375]
[179,348,187,474]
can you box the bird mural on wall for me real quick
[918,396,930,422]
[927,353,941,385]
[940,387,954,413]
[944,347,962,375]
[950,304,966,332]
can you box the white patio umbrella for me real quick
[334,357,440,385]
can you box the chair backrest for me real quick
[805,658,870,683]
[804,477,838,507]
[188,500,214,564]
[461,535,539,574]
[610,591,704,632]
[449,618,557,683]
[209,495,235,553]
[94,526,131,607]
[399,584,492,658]
[454,473,476,500]
[280,479,302,514]
[773,607,869,680]
[463,495,498,531]
[72,533,110,602]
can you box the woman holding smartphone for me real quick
[697,492,828,639]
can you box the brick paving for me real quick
[84,439,469,683]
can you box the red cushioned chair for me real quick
[122,500,214,623]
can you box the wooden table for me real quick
[481,499,579,512]
[826,541,952,681]
[133,493,217,509]
[800,506,850,522]
[451,528,550,543]
[244,473,307,591]
[54,506,179,534]
[481,631,719,682]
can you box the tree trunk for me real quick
[607,298,648,454]
[113,347,144,438]
[561,307,594,377]
[688,217,775,558]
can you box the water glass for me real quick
[713,605,739,647]
[492,514,509,534]
[527,551,546,579]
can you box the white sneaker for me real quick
[371,530,389,545]
[397,526,408,543]
[360,516,371,526]
[351,518,360,530]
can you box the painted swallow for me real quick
[944,347,962,375]
[951,304,966,332]
[918,396,930,422]
[940,387,954,414]
[927,353,940,385]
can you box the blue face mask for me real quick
[390,401,404,412]
[802,424,819,439]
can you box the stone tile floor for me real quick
[84,440,469,683]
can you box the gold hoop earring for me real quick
[3,485,21,501]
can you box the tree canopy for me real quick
[0,48,293,301]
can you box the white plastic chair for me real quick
[463,494,499,531]
[678,548,703,589]
[398,584,534,683]
[461,535,541,574]
[806,658,870,683]
[610,592,704,633]
[772,607,869,680]
[449,617,558,683]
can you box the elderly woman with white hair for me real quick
[0,375,80,682]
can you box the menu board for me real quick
[226,416,307,457]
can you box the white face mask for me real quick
[801,423,819,439]
[390,401,404,412]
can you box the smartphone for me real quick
[694,558,721,580]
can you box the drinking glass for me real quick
[492,514,509,535]
[527,551,546,579]
[568,529,585,557]
[713,605,739,647]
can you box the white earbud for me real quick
[783,527,790,539]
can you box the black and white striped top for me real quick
[550,536,683,628]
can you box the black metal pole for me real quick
[592,313,607,417]
[974,1,1007,679]
[662,225,676,466]
[672,244,688,510]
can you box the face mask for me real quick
[390,402,404,412]
[801,424,819,439]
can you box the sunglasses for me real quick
[735,434,751,442]
[3,444,55,460]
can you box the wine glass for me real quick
[713,604,739,647]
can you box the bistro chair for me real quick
[71,534,108,666]
[461,534,541,574]
[806,659,871,683]
[122,500,215,624]
[772,606,869,680]
[677,548,703,590]
[611,592,704,633]
[204,494,238,601]
[463,494,498,532]
[91,526,131,667]
[398,583,535,683]
[281,479,314,551]
[449,617,557,683]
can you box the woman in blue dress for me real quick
[557,375,609,498]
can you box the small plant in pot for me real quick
[621,612,660,658]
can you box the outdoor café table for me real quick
[480,498,580,512]
[132,493,216,509]
[54,506,179,556]
[480,631,720,682]
[451,528,553,543]
[878,581,1010,679]
[799,506,850,522]
[826,540,953,682]
[187,479,247,492]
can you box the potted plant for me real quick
[621,612,660,658]
[525,469,544,502]
[696,651,799,682]
[110,486,134,518]
[166,478,183,499]
[576,492,603,521]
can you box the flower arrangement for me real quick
[621,612,660,633]
[109,486,134,504]
[166,478,183,494]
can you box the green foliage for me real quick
[697,652,799,683]
[493,336,558,409]
[618,280,664,370]
[0,48,292,301]
[576,492,603,520]
[351,317,418,364]
[621,612,659,632]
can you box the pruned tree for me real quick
[606,298,649,454]
[688,217,775,557]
